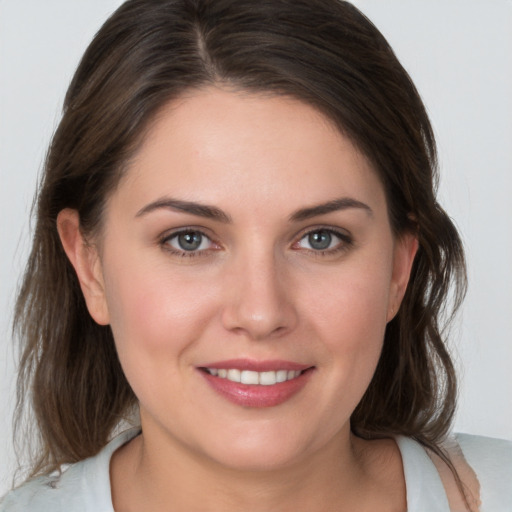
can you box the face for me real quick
[64,87,416,471]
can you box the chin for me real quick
[197,422,322,472]
[209,445,306,473]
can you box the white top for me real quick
[1,429,511,511]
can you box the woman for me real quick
[1,0,510,510]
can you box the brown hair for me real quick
[14,0,467,497]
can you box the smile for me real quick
[204,368,303,385]
[199,361,314,407]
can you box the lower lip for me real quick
[200,369,314,408]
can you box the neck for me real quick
[111,425,380,512]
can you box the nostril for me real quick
[220,270,299,340]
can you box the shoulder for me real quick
[456,432,512,471]
[0,467,87,512]
[396,433,511,511]
[455,433,512,508]
[0,428,140,512]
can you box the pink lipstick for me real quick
[198,359,314,408]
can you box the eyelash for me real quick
[159,228,219,258]
[159,227,353,258]
[293,227,354,257]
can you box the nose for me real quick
[221,250,298,341]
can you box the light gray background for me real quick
[1,0,511,494]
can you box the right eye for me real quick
[161,230,215,256]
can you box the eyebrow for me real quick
[135,196,373,223]
[289,197,373,222]
[135,198,232,223]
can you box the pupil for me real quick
[309,230,332,250]
[178,232,202,251]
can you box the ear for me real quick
[387,231,419,322]
[57,209,110,325]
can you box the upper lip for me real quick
[199,359,312,372]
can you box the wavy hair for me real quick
[14,0,466,495]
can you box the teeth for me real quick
[259,371,276,386]
[207,368,303,385]
[227,369,241,383]
[276,370,288,383]
[241,370,259,385]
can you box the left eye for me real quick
[296,229,346,251]
[165,231,212,252]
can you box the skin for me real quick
[58,87,418,511]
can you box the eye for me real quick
[295,228,352,253]
[163,230,214,254]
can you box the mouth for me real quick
[201,367,306,385]
[198,360,315,407]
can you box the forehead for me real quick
[112,87,387,219]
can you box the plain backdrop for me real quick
[1,0,511,495]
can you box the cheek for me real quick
[300,255,393,403]
[102,260,225,411]
[306,262,392,349]
[102,257,220,362]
